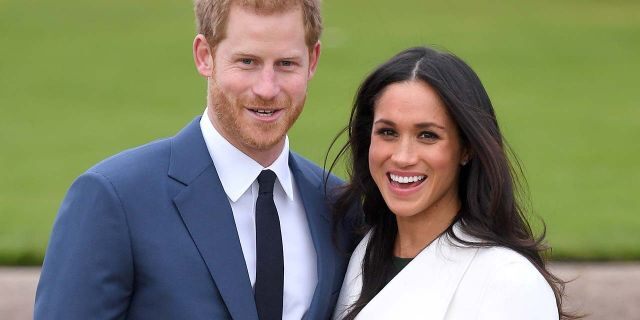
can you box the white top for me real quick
[334,224,559,320]
[200,109,317,319]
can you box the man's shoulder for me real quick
[85,116,203,183]
[86,137,173,183]
[290,152,343,187]
[289,152,323,176]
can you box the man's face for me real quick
[207,5,319,164]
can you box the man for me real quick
[35,1,356,319]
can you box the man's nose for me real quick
[252,67,280,101]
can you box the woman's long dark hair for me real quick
[328,47,575,319]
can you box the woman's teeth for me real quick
[389,174,425,184]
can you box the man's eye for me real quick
[280,61,293,67]
[240,58,253,65]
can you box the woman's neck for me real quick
[393,199,459,258]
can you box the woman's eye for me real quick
[376,128,396,137]
[419,131,439,140]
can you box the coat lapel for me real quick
[169,117,258,320]
[289,155,335,320]
[345,225,479,320]
[333,232,370,320]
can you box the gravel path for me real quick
[2,263,639,319]
[1,267,39,320]
[550,262,640,319]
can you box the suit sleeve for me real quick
[35,171,134,320]
[475,259,559,320]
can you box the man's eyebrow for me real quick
[230,51,304,58]
[230,52,258,58]
[280,56,303,61]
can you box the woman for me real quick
[330,47,573,319]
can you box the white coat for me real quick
[334,224,559,320]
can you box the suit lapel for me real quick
[290,155,335,320]
[169,117,258,320]
[357,226,479,319]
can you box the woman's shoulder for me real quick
[453,246,559,318]
[441,244,560,319]
[476,246,540,271]
[449,225,549,287]
[469,246,550,289]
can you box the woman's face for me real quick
[368,81,466,222]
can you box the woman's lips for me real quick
[387,172,427,193]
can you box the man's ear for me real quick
[193,34,214,77]
[307,41,321,79]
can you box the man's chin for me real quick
[241,131,286,151]
[246,138,284,152]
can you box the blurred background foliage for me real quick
[1,0,639,264]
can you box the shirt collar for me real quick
[200,109,294,202]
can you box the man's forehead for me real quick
[231,0,302,13]
[229,49,306,57]
[218,5,308,55]
[230,1,302,17]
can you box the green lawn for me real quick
[1,0,639,264]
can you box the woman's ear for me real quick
[461,148,472,166]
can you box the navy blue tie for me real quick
[254,170,284,320]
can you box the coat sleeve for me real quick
[35,171,134,320]
[475,259,559,320]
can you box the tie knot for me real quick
[257,170,277,194]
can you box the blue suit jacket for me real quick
[35,117,357,319]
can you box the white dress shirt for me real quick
[200,110,318,319]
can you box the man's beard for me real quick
[208,80,304,152]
